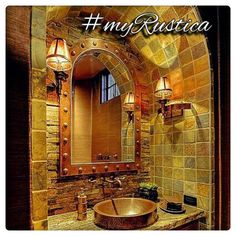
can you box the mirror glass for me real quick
[71,51,135,164]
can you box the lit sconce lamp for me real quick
[46,38,72,97]
[155,76,191,119]
[123,92,135,122]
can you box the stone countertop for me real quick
[48,202,205,230]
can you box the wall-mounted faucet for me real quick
[88,175,125,200]
[103,176,125,190]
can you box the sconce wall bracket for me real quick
[126,111,134,123]
[47,71,68,97]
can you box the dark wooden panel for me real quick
[6,6,31,230]
[174,219,200,230]
[198,6,230,230]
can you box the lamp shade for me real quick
[154,76,173,99]
[46,38,72,71]
[123,92,135,111]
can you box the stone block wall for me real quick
[46,93,150,215]
[30,6,48,230]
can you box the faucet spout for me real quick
[114,178,122,189]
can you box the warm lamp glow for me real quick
[154,76,173,99]
[46,38,72,71]
[123,92,135,111]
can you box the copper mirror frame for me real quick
[59,38,143,176]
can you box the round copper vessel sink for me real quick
[93,198,157,229]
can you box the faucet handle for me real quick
[88,176,97,183]
[116,176,126,180]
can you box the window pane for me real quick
[100,71,120,103]
[108,74,115,87]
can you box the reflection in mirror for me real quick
[71,52,135,164]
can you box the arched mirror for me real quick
[71,52,135,164]
[59,42,142,176]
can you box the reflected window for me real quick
[100,69,120,103]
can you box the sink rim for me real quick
[93,197,157,218]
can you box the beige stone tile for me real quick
[155,177,163,187]
[155,134,163,145]
[172,144,183,156]
[163,188,173,196]
[164,43,178,60]
[173,168,184,180]
[198,196,210,211]
[184,144,195,156]
[183,131,195,143]
[196,113,209,128]
[182,63,194,79]
[179,48,192,66]
[32,68,46,100]
[31,37,46,69]
[163,156,173,167]
[32,190,48,221]
[164,145,172,155]
[184,169,196,182]
[32,7,46,40]
[195,85,210,102]
[195,100,210,115]
[184,116,196,130]
[154,49,167,65]
[173,132,183,144]
[155,156,163,166]
[197,183,210,197]
[193,55,209,75]
[162,7,178,22]
[191,41,206,60]
[173,120,184,131]
[163,178,173,190]
[195,71,211,88]
[184,181,196,195]
[173,156,184,168]
[184,90,196,102]
[155,145,163,155]
[197,170,210,183]
[134,35,146,50]
[174,6,192,18]
[163,133,172,144]
[197,156,210,169]
[197,128,210,142]
[173,180,183,192]
[163,167,172,178]
[32,131,46,161]
[32,161,47,191]
[183,76,195,93]
[178,35,189,52]
[184,156,196,168]
[33,219,48,230]
[32,100,46,130]
[196,143,210,156]
[172,81,184,99]
[155,167,163,177]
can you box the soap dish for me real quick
[159,202,186,214]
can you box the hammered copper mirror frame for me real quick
[59,38,143,176]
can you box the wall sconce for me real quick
[123,92,135,122]
[46,38,72,97]
[155,76,191,119]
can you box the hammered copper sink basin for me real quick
[93,198,157,230]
